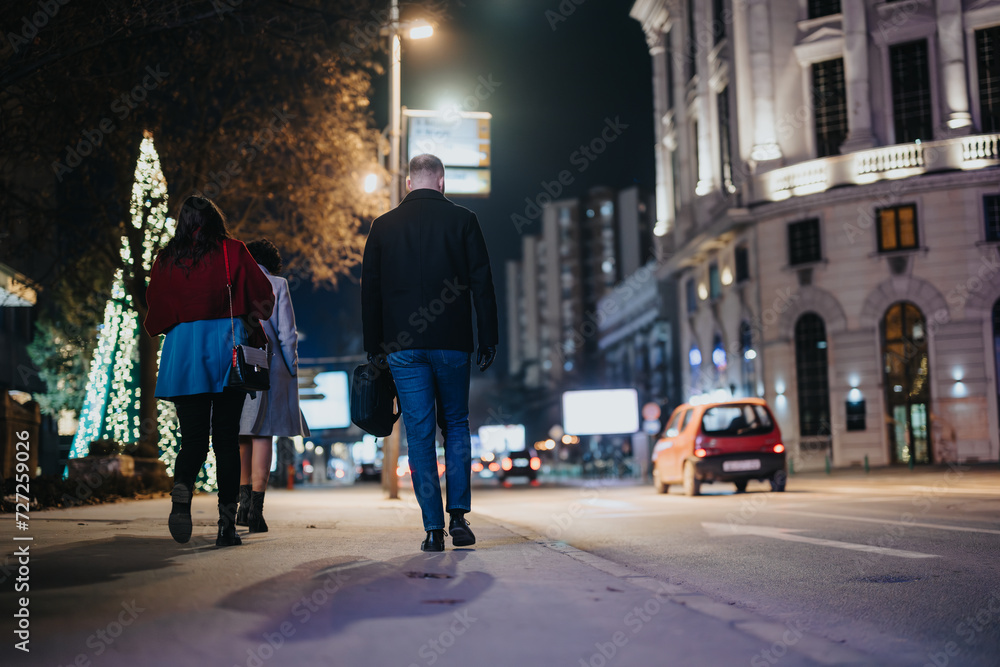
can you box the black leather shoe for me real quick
[216,502,243,547]
[421,529,445,552]
[168,483,192,544]
[449,514,475,547]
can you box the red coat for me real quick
[144,238,274,342]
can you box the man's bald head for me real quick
[407,154,445,193]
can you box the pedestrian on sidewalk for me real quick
[361,153,499,552]
[236,238,310,533]
[144,196,274,548]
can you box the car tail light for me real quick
[695,448,707,458]
[501,457,513,471]
[335,469,345,479]
[488,461,501,472]
[773,443,785,453]
[472,461,484,472]
[529,457,541,470]
[437,462,446,476]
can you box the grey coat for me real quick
[240,265,310,437]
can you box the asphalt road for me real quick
[471,470,1000,667]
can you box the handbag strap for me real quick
[223,241,236,351]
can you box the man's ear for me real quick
[406,176,412,191]
[437,175,445,192]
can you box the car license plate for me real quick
[723,459,761,472]
[514,458,528,466]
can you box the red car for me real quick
[652,398,786,495]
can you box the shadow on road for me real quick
[217,550,493,641]
[30,536,184,590]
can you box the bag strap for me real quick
[223,241,236,352]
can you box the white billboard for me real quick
[477,424,526,453]
[298,371,351,430]
[562,389,640,436]
[405,109,491,196]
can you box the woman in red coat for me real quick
[144,196,273,547]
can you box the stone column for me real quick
[647,27,675,240]
[840,0,876,151]
[937,0,972,132]
[747,0,782,164]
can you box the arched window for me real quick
[795,313,831,437]
[883,302,931,464]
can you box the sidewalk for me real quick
[2,485,878,667]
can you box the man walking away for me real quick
[361,153,498,552]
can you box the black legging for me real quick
[172,388,246,506]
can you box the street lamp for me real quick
[386,0,433,207]
[381,0,434,499]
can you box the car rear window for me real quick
[701,404,774,436]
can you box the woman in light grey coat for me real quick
[236,239,309,532]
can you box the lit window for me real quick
[877,204,919,252]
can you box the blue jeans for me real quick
[388,349,472,531]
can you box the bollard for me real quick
[864,454,870,474]
[789,458,795,476]
[909,455,915,471]
[825,454,831,475]
[287,464,295,490]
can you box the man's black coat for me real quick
[361,188,499,355]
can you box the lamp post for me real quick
[381,0,433,499]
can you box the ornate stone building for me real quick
[631,0,1000,467]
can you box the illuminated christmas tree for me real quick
[69,132,217,490]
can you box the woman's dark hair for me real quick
[160,196,232,270]
[246,238,282,275]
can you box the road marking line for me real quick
[818,485,1000,497]
[701,522,940,558]
[772,510,1000,535]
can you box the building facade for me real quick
[632,0,1000,467]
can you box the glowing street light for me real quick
[408,22,434,40]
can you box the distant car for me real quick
[652,398,786,496]
[472,454,499,479]
[498,448,541,483]
[355,460,382,482]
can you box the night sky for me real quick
[293,0,655,370]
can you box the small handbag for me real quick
[223,242,270,395]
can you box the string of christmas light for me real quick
[69,132,214,490]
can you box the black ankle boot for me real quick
[216,502,242,547]
[421,529,445,552]
[449,512,475,547]
[248,490,268,533]
[236,484,252,526]
[168,482,192,544]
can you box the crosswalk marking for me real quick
[773,510,1000,535]
[702,522,940,558]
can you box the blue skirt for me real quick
[155,318,248,399]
